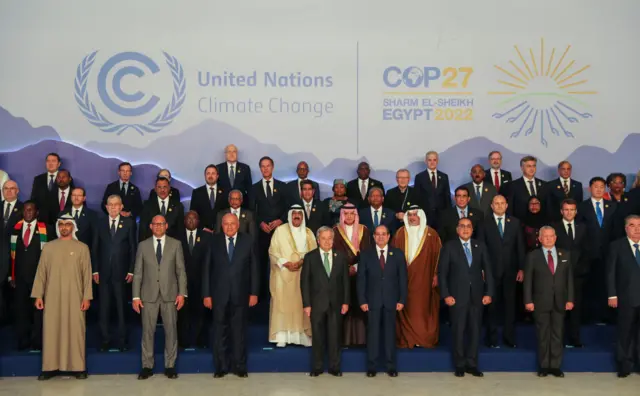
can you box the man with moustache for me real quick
[139,177,185,241]
[215,190,257,240]
[190,164,226,231]
[68,187,98,249]
[346,162,385,209]
[463,165,497,215]
[414,151,452,230]
[217,144,253,207]
[438,186,484,243]
[484,150,512,194]
[101,162,143,219]
[295,180,331,235]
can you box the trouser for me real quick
[213,300,247,372]
[178,281,207,347]
[616,305,640,374]
[366,307,397,371]
[566,275,586,344]
[311,306,343,372]
[141,297,178,369]
[14,280,42,348]
[485,271,516,345]
[258,230,274,301]
[450,303,482,369]
[98,278,127,347]
[533,309,565,369]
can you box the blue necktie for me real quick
[228,237,235,262]
[373,210,379,228]
[48,174,54,191]
[497,217,504,238]
[209,187,216,209]
[463,242,472,266]
[634,244,640,266]
[229,165,235,187]
[156,239,162,265]
[475,185,481,202]
[595,202,603,227]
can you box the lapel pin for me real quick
[557,185,561,189]
[13,208,17,212]
[407,201,411,205]
[537,182,541,186]
[507,218,511,222]
[119,224,123,228]
[484,188,488,192]
[624,197,628,202]
[558,252,562,256]
[389,251,394,256]
[169,192,173,196]
[168,208,173,212]
[131,186,135,190]
[237,169,241,173]
[438,176,441,179]
[382,213,386,218]
[197,237,201,242]
[605,204,609,208]
[274,188,277,193]
[35,229,39,234]
[474,244,478,248]
[334,253,337,257]
[241,213,246,218]
[220,189,223,193]
[469,212,473,217]
[312,207,316,212]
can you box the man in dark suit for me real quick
[203,213,259,378]
[414,151,452,231]
[507,156,546,221]
[357,225,407,377]
[464,165,497,216]
[346,162,385,209]
[545,161,583,222]
[217,144,253,208]
[438,217,493,377]
[68,187,98,249]
[607,215,640,378]
[286,161,320,204]
[484,150,512,194]
[578,177,617,323]
[41,169,73,225]
[30,152,63,216]
[178,211,211,349]
[139,177,185,241]
[295,180,330,235]
[0,180,23,307]
[477,194,525,348]
[552,199,588,347]
[250,156,287,299]
[524,226,574,378]
[215,190,257,240]
[92,194,138,351]
[301,226,350,377]
[385,169,421,229]
[189,164,226,231]
[438,186,484,243]
[147,169,181,204]
[101,162,143,220]
[358,187,396,242]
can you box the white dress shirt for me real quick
[524,177,537,195]
[320,248,333,272]
[155,234,167,255]
[119,180,129,192]
[457,206,468,218]
[303,199,314,216]
[429,169,438,188]
[493,213,506,227]
[562,219,575,239]
[359,178,370,192]
[186,229,197,242]
[230,207,242,218]
[472,182,483,197]
[157,196,169,212]
[492,169,501,182]
[543,246,558,272]
[370,206,383,222]
[262,178,274,196]
[226,232,238,253]
[376,244,389,261]
[560,177,571,192]
[58,186,70,205]
[47,171,58,186]
[460,238,472,260]
[72,206,83,218]
[3,200,16,217]
[22,219,37,243]
[591,198,605,214]
[207,183,218,202]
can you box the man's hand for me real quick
[482,296,492,305]
[432,275,438,288]
[35,298,44,310]
[283,262,292,271]
[304,307,311,317]
[249,295,258,307]
[444,296,455,306]
[360,304,369,312]
[396,212,405,220]
[132,299,144,314]
[525,303,535,312]
[203,297,213,310]
[120,211,131,217]
[125,274,133,283]
[516,270,524,283]
[92,274,99,284]
[175,295,185,311]
[608,297,618,308]
[269,220,283,230]
[203,228,214,233]
[81,300,91,311]
[260,222,271,233]
[396,303,404,311]
[341,304,349,315]
[349,266,357,276]
[565,302,574,311]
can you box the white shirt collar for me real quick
[473,181,483,188]
[523,176,536,183]
[459,237,471,245]
[562,219,574,227]
[303,198,314,205]
[109,215,120,224]
[59,186,70,194]
[207,183,217,189]
[493,213,506,221]
[226,233,238,241]
[628,238,640,249]
[187,228,197,238]
[154,234,167,244]
[359,178,369,186]
[48,171,58,178]
[72,205,83,214]
[560,177,571,184]
[227,161,237,168]
[591,197,603,204]
[23,219,37,228]
[376,244,389,255]
[157,196,169,207]
[429,168,437,174]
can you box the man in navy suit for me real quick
[545,161,583,222]
[414,151,452,231]
[139,177,185,242]
[92,194,138,351]
[101,162,143,220]
[484,150,512,195]
[358,187,396,243]
[41,169,73,226]
[346,162,385,209]
[296,180,330,235]
[507,156,546,221]
[358,225,407,378]
[67,187,98,249]
[286,161,321,204]
[607,215,640,378]
[189,164,226,231]
[203,213,259,379]
[217,144,253,208]
[30,152,64,218]
[438,217,493,377]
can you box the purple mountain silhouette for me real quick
[0,106,61,151]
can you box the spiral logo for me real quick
[74,51,186,135]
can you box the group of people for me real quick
[1,145,640,381]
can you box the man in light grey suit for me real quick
[464,165,497,216]
[132,215,187,380]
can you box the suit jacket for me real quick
[577,199,616,260]
[384,186,421,214]
[438,206,484,243]
[552,221,588,277]
[484,168,512,193]
[180,228,211,286]
[0,200,23,234]
[41,186,73,225]
[414,170,452,219]
[9,220,50,284]
[148,187,181,205]
[66,206,98,250]
[132,236,187,302]
[346,178,385,208]
[0,200,23,280]
[357,247,408,309]
[286,179,321,204]
[463,182,497,215]
[611,193,640,240]
[217,161,253,207]
[250,179,288,225]
[606,237,640,308]
[523,248,574,312]
[30,173,74,218]
[358,206,397,240]
[202,232,259,306]
[438,239,494,306]
[92,215,138,281]
[507,177,547,221]
[296,199,331,235]
[101,180,143,219]
[545,178,584,221]
[139,198,185,242]
[215,208,257,240]
[300,248,350,313]
[190,184,227,230]
[477,214,525,278]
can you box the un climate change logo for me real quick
[74,51,186,135]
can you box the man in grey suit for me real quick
[215,190,257,240]
[464,165,497,216]
[132,215,187,380]
[524,226,574,378]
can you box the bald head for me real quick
[221,213,240,237]
[2,180,18,201]
[150,215,168,238]
[225,144,238,163]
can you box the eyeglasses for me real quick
[151,222,167,226]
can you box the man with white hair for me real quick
[392,205,442,348]
[217,144,253,206]
[31,214,93,380]
[268,204,317,347]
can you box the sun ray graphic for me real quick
[488,38,596,147]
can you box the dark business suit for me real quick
[552,221,588,345]
[484,169,512,194]
[68,206,98,250]
[190,184,227,230]
[507,177,546,221]
[296,199,331,235]
[92,215,138,347]
[101,180,143,219]
[40,187,73,225]
[301,248,350,372]
[438,206,484,243]
[346,178,385,209]
[217,162,253,208]
[611,193,640,240]
[414,170,452,231]
[463,182,497,216]
[358,206,397,243]
[524,248,574,370]
[215,208,257,241]
[178,229,211,347]
[286,179,321,204]
[138,198,185,242]
[148,186,181,205]
[438,239,493,370]
[477,214,525,346]
[357,247,408,371]
[384,186,422,230]
[30,173,74,219]
[0,200,23,285]
[202,232,259,373]
[545,178,583,222]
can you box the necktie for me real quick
[110,219,116,237]
[633,244,640,266]
[209,187,216,209]
[306,203,311,218]
[3,203,10,227]
[228,237,235,261]
[59,191,66,211]
[476,185,481,202]
[229,165,235,187]
[497,217,504,238]
[567,223,574,240]
[156,239,162,264]
[48,174,54,191]
[563,180,569,196]
[188,231,194,253]
[121,182,127,197]
[494,171,500,191]
[74,209,79,221]
[323,252,331,275]
[460,209,466,219]
[266,180,273,199]
[595,201,603,227]
[431,172,436,188]
[233,209,238,217]
[23,223,32,247]
[373,210,379,227]
[379,250,386,270]
[547,249,555,275]
[463,242,472,266]
[528,180,536,196]
[161,200,167,216]
[360,180,367,200]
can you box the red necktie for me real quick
[430,172,436,187]
[23,223,32,247]
[380,250,386,270]
[547,250,555,275]
[59,191,66,211]
[494,171,500,191]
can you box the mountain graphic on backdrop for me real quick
[0,106,61,151]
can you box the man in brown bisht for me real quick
[31,214,93,380]
[332,203,370,346]
[392,205,442,348]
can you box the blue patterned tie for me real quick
[497,217,504,238]
[463,242,472,266]
[229,165,235,187]
[228,237,235,262]
[475,185,481,202]
[209,187,216,209]
[634,244,640,266]
[595,202,603,228]
[373,210,379,228]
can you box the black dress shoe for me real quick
[236,371,248,378]
[617,371,630,378]
[465,367,484,377]
[329,370,343,377]
[550,369,564,378]
[99,342,110,352]
[565,343,584,348]
[387,370,398,377]
[486,342,500,349]
[75,371,88,379]
[503,339,517,348]
[137,368,153,380]
[119,345,129,352]
[37,371,56,381]
[309,371,322,377]
[454,369,465,377]
[165,367,178,379]
[537,369,548,377]
[366,370,376,377]
[213,371,227,378]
